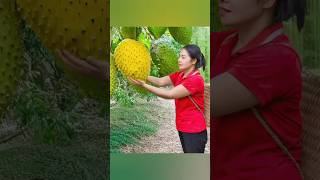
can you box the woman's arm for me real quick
[147,76,172,87]
[129,78,189,99]
[211,72,259,118]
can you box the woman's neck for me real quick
[183,67,196,78]
[233,13,273,54]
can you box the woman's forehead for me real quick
[180,49,188,55]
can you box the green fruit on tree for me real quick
[0,0,23,115]
[169,27,192,45]
[151,35,182,76]
[148,27,167,39]
[120,27,141,40]
[16,0,109,100]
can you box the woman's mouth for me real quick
[219,6,232,16]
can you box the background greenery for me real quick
[285,0,320,73]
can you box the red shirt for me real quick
[211,23,302,179]
[169,70,206,133]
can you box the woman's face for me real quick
[178,49,196,71]
[219,0,272,27]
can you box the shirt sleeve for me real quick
[181,75,204,95]
[169,71,179,85]
[211,31,236,79]
[228,45,301,106]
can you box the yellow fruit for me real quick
[16,0,109,100]
[0,0,23,115]
[114,39,151,82]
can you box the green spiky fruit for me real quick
[16,0,109,100]
[148,27,167,39]
[151,35,182,76]
[169,27,192,45]
[0,0,23,115]
[120,27,141,40]
[110,54,117,96]
[114,39,151,93]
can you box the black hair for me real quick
[182,44,206,70]
[273,0,306,31]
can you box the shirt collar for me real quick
[222,22,285,55]
[180,69,200,79]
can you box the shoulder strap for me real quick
[251,107,304,179]
[187,71,205,118]
[188,96,205,119]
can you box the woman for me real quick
[130,44,208,153]
[212,0,305,179]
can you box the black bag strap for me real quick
[251,107,304,179]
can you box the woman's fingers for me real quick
[57,49,98,75]
[86,56,106,69]
[129,77,139,85]
[128,78,145,86]
[61,50,91,68]
[128,77,136,84]
[56,49,109,81]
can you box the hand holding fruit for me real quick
[128,77,146,87]
[57,50,109,81]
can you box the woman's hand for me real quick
[128,77,146,87]
[129,77,190,99]
[57,49,109,81]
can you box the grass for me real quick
[110,99,159,153]
[0,128,108,180]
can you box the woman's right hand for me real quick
[128,77,146,88]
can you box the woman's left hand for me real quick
[128,77,145,87]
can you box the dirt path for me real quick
[121,97,210,153]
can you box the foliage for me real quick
[211,0,223,31]
[283,0,320,71]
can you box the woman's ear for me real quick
[191,58,197,65]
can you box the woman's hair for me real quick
[182,44,206,70]
[273,0,306,31]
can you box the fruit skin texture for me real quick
[114,39,151,82]
[16,0,109,100]
[168,27,192,45]
[0,0,23,115]
[110,54,117,97]
[148,27,167,39]
[151,35,182,76]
